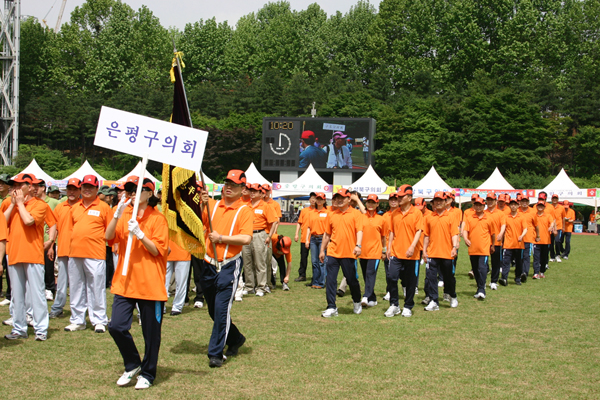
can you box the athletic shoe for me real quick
[234,296,243,302]
[367,301,378,307]
[499,278,508,287]
[443,293,451,302]
[438,281,444,288]
[468,270,475,279]
[532,274,540,279]
[549,258,555,262]
[294,276,306,282]
[242,290,249,295]
[361,297,368,307]
[540,273,545,278]
[521,273,527,283]
[515,281,522,285]
[563,256,568,260]
[225,335,246,357]
[282,283,290,291]
[556,256,562,263]
[117,366,141,386]
[415,287,419,295]
[255,291,264,297]
[26,315,33,327]
[209,356,224,368]
[305,282,313,287]
[401,308,412,317]
[194,301,204,308]
[94,324,106,333]
[336,289,345,297]
[35,333,47,341]
[64,323,86,332]
[424,301,439,311]
[421,296,430,305]
[170,311,181,316]
[383,292,390,301]
[321,308,338,318]
[135,376,152,390]
[0,299,10,306]
[450,297,458,308]
[473,292,486,300]
[311,285,324,289]
[5,332,27,340]
[45,290,54,301]
[49,311,63,319]
[384,305,401,317]
[490,283,498,290]
[264,286,272,294]
[353,302,363,314]
[2,317,13,326]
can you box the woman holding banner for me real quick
[105,176,169,390]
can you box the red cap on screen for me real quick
[301,130,315,139]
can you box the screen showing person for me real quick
[325,132,352,169]
[299,130,326,168]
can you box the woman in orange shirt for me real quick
[359,194,387,308]
[532,201,555,279]
[105,176,169,390]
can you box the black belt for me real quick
[253,229,265,233]
[312,234,324,238]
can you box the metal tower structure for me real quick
[0,0,19,165]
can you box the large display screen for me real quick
[261,117,376,172]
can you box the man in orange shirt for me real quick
[497,194,511,215]
[65,175,112,333]
[550,194,566,262]
[485,193,506,290]
[462,194,479,280]
[319,188,363,317]
[241,183,277,297]
[463,196,496,299]
[422,192,459,311]
[305,192,330,289]
[199,170,253,368]
[358,194,387,309]
[386,186,423,317]
[518,194,536,282]
[532,200,555,279]
[538,192,556,261]
[381,192,400,302]
[261,184,280,288]
[49,178,81,319]
[413,197,429,295]
[561,200,576,260]
[3,173,48,340]
[440,191,462,299]
[294,192,316,282]
[500,198,527,286]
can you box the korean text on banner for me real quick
[94,106,208,171]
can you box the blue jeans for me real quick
[310,236,326,287]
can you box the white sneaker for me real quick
[353,302,363,314]
[401,307,412,317]
[424,301,439,311]
[2,317,13,326]
[360,297,368,307]
[255,291,264,297]
[64,323,86,331]
[450,297,458,308]
[282,283,290,291]
[242,290,249,296]
[234,296,243,302]
[556,256,562,263]
[194,301,204,308]
[549,258,556,262]
[0,299,10,306]
[117,366,141,386]
[264,286,272,294]
[438,281,444,288]
[563,256,569,260]
[94,324,106,333]
[45,290,54,301]
[135,375,152,390]
[367,301,378,307]
[490,283,498,290]
[415,287,419,295]
[383,292,390,301]
[26,314,33,327]
[473,292,486,299]
[443,293,451,302]
[384,305,401,317]
[403,287,406,298]
[321,308,338,318]
[421,296,430,305]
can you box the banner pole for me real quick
[122,154,148,276]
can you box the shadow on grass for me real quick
[156,365,208,383]
[171,340,208,354]
[0,337,24,348]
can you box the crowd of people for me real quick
[0,168,580,389]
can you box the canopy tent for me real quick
[272,164,332,198]
[346,165,394,200]
[538,168,597,207]
[196,171,216,185]
[63,160,107,181]
[244,162,270,185]
[477,167,515,190]
[17,158,55,182]
[412,166,453,199]
[118,161,160,183]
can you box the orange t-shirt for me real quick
[6,197,47,265]
[266,199,282,218]
[249,199,278,231]
[70,197,112,260]
[552,204,566,230]
[271,235,292,263]
[448,207,463,228]
[54,200,79,258]
[360,211,388,260]
[0,212,7,241]
[110,205,169,301]
[498,206,511,215]
[463,212,496,256]
[297,207,313,235]
[202,198,253,261]
[463,207,476,220]
[533,211,555,245]
[307,207,330,237]
[324,206,364,259]
[503,213,526,249]
[518,207,537,243]
[389,206,423,260]
[564,209,576,233]
[168,239,191,262]
[424,210,458,259]
[485,207,507,246]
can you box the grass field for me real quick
[0,225,599,399]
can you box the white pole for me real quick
[121,154,149,276]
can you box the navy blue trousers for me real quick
[325,257,361,309]
[425,258,455,304]
[359,258,380,302]
[502,248,523,282]
[470,255,489,295]
[388,257,419,309]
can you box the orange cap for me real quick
[8,173,36,185]
[315,192,326,200]
[82,175,99,187]
[486,192,497,200]
[433,191,445,200]
[261,183,272,192]
[280,236,292,254]
[248,183,262,191]
[414,197,425,209]
[67,178,81,188]
[536,200,546,207]
[397,184,413,196]
[473,197,486,205]
[226,170,246,184]
[563,200,569,207]
[366,194,379,203]
[334,188,351,198]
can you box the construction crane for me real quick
[41,0,67,32]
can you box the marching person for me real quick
[500,198,527,286]
[261,184,280,289]
[305,192,329,289]
[381,192,400,302]
[550,194,566,262]
[485,193,506,290]
[518,194,536,282]
[462,196,496,299]
[165,239,191,316]
[440,192,462,299]
[319,188,363,317]
[271,234,292,291]
[294,192,316,283]
[422,192,459,311]
[199,170,252,368]
[359,194,387,309]
[336,191,366,297]
[385,186,423,317]
[0,173,10,304]
[65,175,111,333]
[461,194,479,280]
[532,200,555,279]
[34,179,59,301]
[106,176,168,389]
[561,201,575,260]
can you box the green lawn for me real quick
[0,226,599,399]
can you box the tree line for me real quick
[11,0,600,187]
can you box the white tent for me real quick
[538,168,597,207]
[118,161,160,183]
[347,165,394,200]
[272,164,331,198]
[17,158,55,182]
[196,171,216,185]
[477,167,514,190]
[64,160,107,181]
[412,166,453,199]
[244,162,269,185]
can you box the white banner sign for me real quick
[94,106,208,171]
[323,123,345,131]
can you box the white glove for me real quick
[114,193,131,219]
[128,219,145,240]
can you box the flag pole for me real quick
[122,153,148,276]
